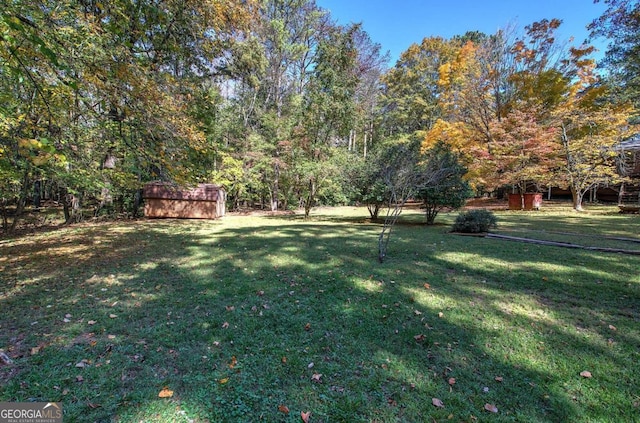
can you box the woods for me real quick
[1,0,638,232]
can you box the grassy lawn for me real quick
[1,204,639,422]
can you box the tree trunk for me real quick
[571,186,585,211]
[1,199,8,232]
[304,178,316,218]
[33,180,42,210]
[425,205,438,225]
[271,162,280,212]
[367,204,380,220]
[9,170,30,233]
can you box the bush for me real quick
[452,209,497,233]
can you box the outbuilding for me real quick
[143,182,226,219]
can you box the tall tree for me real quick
[589,0,640,117]
[553,51,635,210]
[380,37,459,136]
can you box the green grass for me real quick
[1,204,639,422]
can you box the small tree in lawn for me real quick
[416,141,472,224]
[377,137,468,262]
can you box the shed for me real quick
[143,183,226,219]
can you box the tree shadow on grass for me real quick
[0,216,638,421]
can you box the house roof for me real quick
[616,134,640,151]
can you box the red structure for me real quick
[143,183,226,219]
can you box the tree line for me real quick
[1,0,638,231]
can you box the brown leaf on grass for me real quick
[484,403,498,413]
[311,373,322,382]
[414,334,426,342]
[75,359,91,368]
[229,356,237,369]
[0,352,14,365]
[304,323,311,331]
[158,387,174,398]
[30,346,42,356]
[438,312,444,318]
[495,376,503,382]
[109,314,117,319]
[423,283,431,289]
[432,398,444,408]
[87,320,97,325]
[219,378,229,384]
[257,290,265,296]
[300,411,311,423]
[87,402,101,409]
[222,322,229,329]
[225,305,235,312]
[75,375,84,383]
[608,325,617,331]
[281,356,287,364]
[448,377,456,386]
[278,404,289,414]
[413,310,422,315]
[580,370,592,378]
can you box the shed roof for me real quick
[616,134,640,151]
[143,182,223,202]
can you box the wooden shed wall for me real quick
[143,183,225,219]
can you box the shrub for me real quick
[452,209,497,233]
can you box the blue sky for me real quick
[316,0,609,66]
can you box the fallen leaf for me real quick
[448,377,456,386]
[438,312,444,318]
[108,335,116,339]
[311,373,322,382]
[87,320,97,325]
[423,283,431,289]
[109,314,117,319]
[87,402,101,409]
[257,290,265,296]
[222,322,229,329]
[75,359,90,368]
[300,411,311,423]
[0,352,14,365]
[304,323,311,331]
[278,404,289,414]
[30,346,42,355]
[158,387,174,398]
[307,362,314,369]
[580,370,592,378]
[484,403,498,413]
[414,334,426,342]
[413,310,422,316]
[608,325,617,331]
[495,376,503,382]
[432,398,444,408]
[229,356,237,369]
[75,375,84,382]
[225,305,235,311]
[281,356,287,364]
[219,378,229,384]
